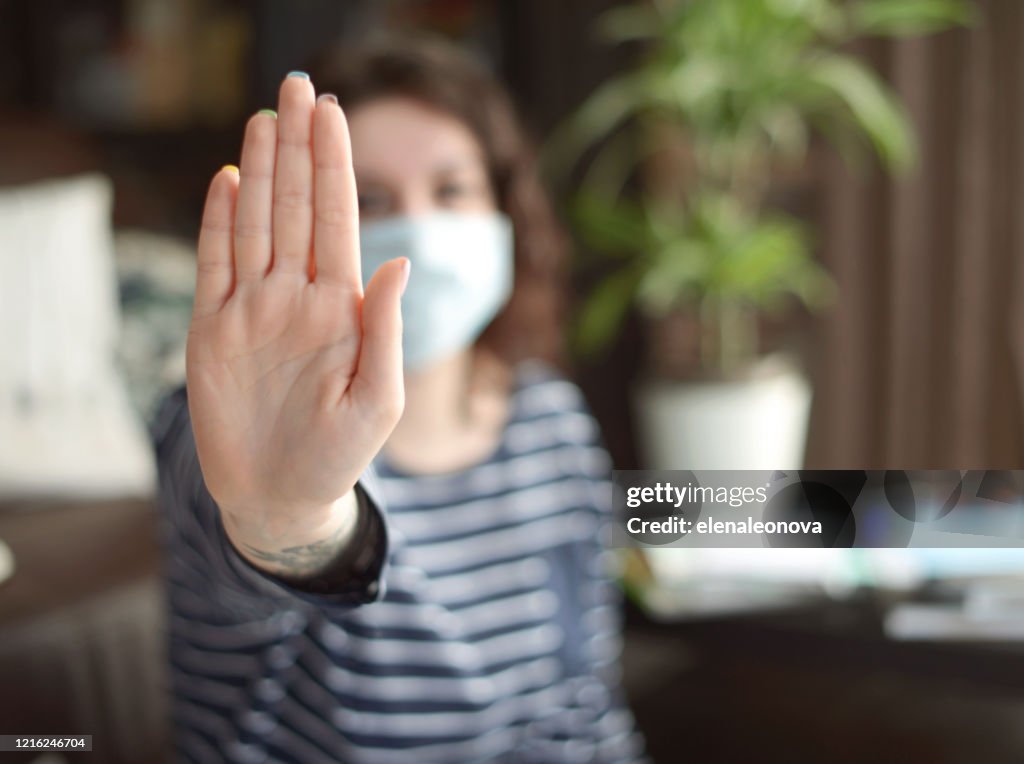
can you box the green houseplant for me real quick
[554,0,972,469]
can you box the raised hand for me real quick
[185,74,408,578]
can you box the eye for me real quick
[357,189,393,217]
[436,181,472,203]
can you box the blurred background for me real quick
[3,0,1024,762]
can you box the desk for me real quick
[5,501,1023,763]
[621,595,1024,763]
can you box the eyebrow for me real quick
[354,160,486,185]
[432,160,485,176]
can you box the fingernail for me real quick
[399,258,411,296]
[221,164,239,175]
[257,108,277,118]
[287,70,310,80]
[317,93,338,105]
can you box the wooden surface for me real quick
[0,499,168,763]
[0,498,161,628]
[622,597,1024,763]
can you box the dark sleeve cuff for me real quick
[271,481,386,597]
[211,469,390,612]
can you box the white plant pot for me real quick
[633,357,812,470]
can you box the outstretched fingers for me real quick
[234,110,277,281]
[272,73,317,277]
[194,166,239,319]
[313,93,361,289]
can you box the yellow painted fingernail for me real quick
[258,108,277,118]
[222,164,239,174]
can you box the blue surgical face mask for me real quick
[359,211,514,370]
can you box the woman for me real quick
[153,35,645,763]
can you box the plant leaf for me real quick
[571,193,655,258]
[853,0,976,37]
[804,52,917,172]
[595,5,663,43]
[574,265,646,356]
[543,73,653,179]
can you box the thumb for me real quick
[351,257,409,422]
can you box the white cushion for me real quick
[0,174,155,499]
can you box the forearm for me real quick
[219,491,360,580]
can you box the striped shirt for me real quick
[152,360,646,763]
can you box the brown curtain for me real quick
[807,0,1024,469]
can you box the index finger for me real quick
[312,93,361,289]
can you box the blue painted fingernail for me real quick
[287,71,310,80]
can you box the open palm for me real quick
[186,75,407,532]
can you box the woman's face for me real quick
[348,96,496,221]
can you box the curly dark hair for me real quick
[308,33,569,369]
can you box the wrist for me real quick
[220,492,360,579]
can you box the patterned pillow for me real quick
[114,229,195,420]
